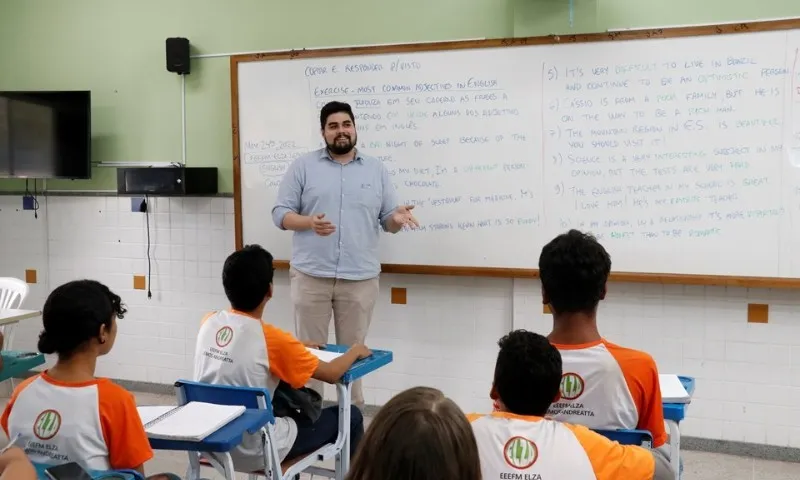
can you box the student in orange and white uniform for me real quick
[0,280,179,480]
[193,245,370,473]
[468,330,674,480]
[539,229,668,449]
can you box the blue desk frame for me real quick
[147,345,392,480]
[320,344,393,384]
[148,410,273,453]
[302,345,393,480]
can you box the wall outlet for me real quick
[22,196,36,211]
[130,197,146,212]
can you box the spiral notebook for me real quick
[136,402,246,441]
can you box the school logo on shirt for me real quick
[503,436,538,469]
[559,372,585,400]
[33,409,61,440]
[215,326,234,348]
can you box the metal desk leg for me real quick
[195,452,236,480]
[666,419,680,480]
[221,452,236,480]
[335,382,352,480]
[185,452,200,480]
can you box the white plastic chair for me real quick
[0,277,29,352]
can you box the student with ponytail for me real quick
[0,280,179,480]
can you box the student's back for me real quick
[548,339,662,437]
[540,230,667,447]
[193,245,369,473]
[193,308,318,468]
[2,373,148,471]
[194,309,315,393]
[470,413,657,479]
[469,330,673,480]
[0,280,179,480]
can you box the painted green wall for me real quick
[0,0,798,193]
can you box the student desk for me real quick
[597,375,695,480]
[302,344,393,479]
[0,309,41,326]
[663,376,695,480]
[148,409,274,453]
[0,351,45,383]
[148,346,392,480]
[0,309,41,352]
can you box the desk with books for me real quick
[295,345,393,479]
[140,345,393,480]
[662,375,695,480]
[595,374,695,480]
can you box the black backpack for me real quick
[271,380,323,427]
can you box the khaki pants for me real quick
[290,266,379,406]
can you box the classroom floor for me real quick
[3,389,799,479]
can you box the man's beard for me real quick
[327,133,356,155]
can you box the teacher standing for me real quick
[271,101,419,405]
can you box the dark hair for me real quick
[494,330,562,416]
[222,244,274,312]
[538,229,611,314]
[346,387,481,480]
[38,280,127,357]
[320,101,354,129]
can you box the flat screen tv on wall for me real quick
[0,90,92,179]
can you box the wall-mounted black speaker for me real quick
[166,37,190,75]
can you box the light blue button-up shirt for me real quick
[271,148,399,280]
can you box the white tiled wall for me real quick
[2,194,800,448]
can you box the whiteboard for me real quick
[234,26,800,279]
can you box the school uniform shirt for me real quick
[548,339,668,448]
[468,412,672,480]
[0,373,153,471]
[193,309,319,472]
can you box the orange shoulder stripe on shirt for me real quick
[563,423,655,480]
[466,413,485,423]
[97,380,153,470]
[603,341,667,447]
[0,375,38,435]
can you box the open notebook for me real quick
[136,402,245,441]
[659,374,691,403]
[306,347,343,363]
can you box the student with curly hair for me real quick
[540,230,668,450]
[468,329,674,479]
